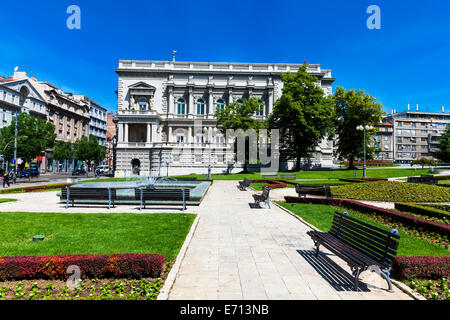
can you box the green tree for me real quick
[52,141,74,172]
[0,113,55,181]
[434,126,450,163]
[333,87,384,170]
[74,135,106,176]
[268,63,334,170]
[216,98,264,172]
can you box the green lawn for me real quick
[0,212,196,261]
[331,181,450,202]
[277,202,449,257]
[439,179,450,184]
[0,199,17,203]
[176,168,431,180]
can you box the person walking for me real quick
[3,170,10,188]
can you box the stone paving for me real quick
[168,180,412,300]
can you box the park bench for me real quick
[295,184,333,198]
[252,186,271,208]
[135,187,190,211]
[239,177,252,191]
[262,174,278,180]
[280,174,297,180]
[62,186,116,209]
[307,211,400,291]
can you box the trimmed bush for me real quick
[251,179,286,189]
[0,253,165,281]
[395,203,450,220]
[284,196,450,236]
[331,181,450,202]
[392,256,450,280]
[24,183,74,192]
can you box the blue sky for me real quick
[1,0,450,114]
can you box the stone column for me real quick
[228,88,233,104]
[152,124,158,143]
[118,122,124,142]
[188,126,192,143]
[168,87,173,114]
[124,123,129,142]
[168,126,173,143]
[268,89,274,116]
[147,123,151,143]
[208,89,214,117]
[188,88,193,115]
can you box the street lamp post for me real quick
[356,124,373,178]
[12,114,18,184]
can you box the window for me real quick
[196,99,205,115]
[237,99,244,105]
[138,98,147,111]
[384,135,388,141]
[216,99,225,113]
[397,129,402,135]
[177,98,185,114]
[2,110,6,121]
[256,100,264,116]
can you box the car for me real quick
[18,168,40,178]
[72,168,87,176]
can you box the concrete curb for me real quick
[157,214,200,300]
[273,201,426,301]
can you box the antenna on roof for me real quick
[172,50,177,62]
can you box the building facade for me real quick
[115,60,335,176]
[75,95,108,145]
[375,107,450,163]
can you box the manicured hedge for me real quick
[392,256,450,280]
[251,179,286,189]
[395,203,450,220]
[284,196,450,236]
[0,253,165,281]
[24,183,74,192]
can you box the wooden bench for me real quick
[252,186,271,208]
[135,187,190,211]
[238,177,252,190]
[280,174,297,180]
[62,187,116,209]
[307,211,400,291]
[262,174,278,180]
[295,184,333,198]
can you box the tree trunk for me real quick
[347,156,357,170]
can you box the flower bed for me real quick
[395,203,450,220]
[331,181,450,202]
[284,196,450,236]
[250,179,286,189]
[0,253,165,281]
[392,256,450,280]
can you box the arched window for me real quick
[177,98,185,114]
[216,99,225,113]
[138,98,148,111]
[256,99,264,116]
[196,99,205,115]
[195,129,205,144]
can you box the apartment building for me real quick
[375,106,450,163]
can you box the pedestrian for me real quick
[3,170,10,188]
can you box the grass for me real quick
[439,179,450,184]
[0,199,17,204]
[176,168,431,180]
[331,181,450,202]
[277,202,449,257]
[0,212,196,261]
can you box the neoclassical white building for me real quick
[114,60,335,176]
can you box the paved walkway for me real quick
[168,180,412,300]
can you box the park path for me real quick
[168,180,412,300]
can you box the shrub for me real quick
[251,179,286,189]
[0,254,165,281]
[392,256,450,280]
[331,181,450,202]
[284,196,450,236]
[24,184,74,193]
[395,203,450,220]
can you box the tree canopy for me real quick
[52,141,74,162]
[73,135,106,175]
[333,87,384,169]
[434,126,450,163]
[268,63,334,170]
[0,112,56,162]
